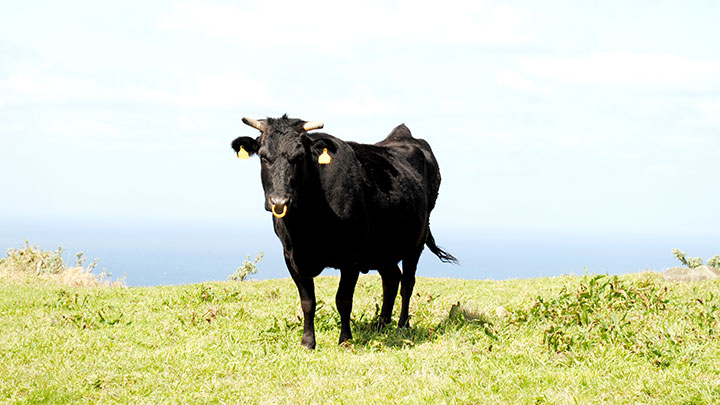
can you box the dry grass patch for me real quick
[0,241,124,288]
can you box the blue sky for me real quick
[1,0,719,236]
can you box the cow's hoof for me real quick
[338,332,353,346]
[301,336,316,350]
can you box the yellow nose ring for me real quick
[272,204,288,218]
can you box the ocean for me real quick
[1,218,715,286]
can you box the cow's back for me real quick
[375,124,442,211]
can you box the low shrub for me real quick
[0,241,122,287]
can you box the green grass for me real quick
[2,267,720,403]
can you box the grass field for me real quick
[2,246,720,403]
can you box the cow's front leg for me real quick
[290,272,317,349]
[336,269,359,345]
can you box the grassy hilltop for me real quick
[2,245,720,403]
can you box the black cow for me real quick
[231,114,456,349]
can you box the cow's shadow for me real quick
[277,302,498,350]
[347,303,497,350]
[348,318,437,349]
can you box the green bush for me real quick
[228,252,264,281]
[511,275,670,355]
[672,248,717,269]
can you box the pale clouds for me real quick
[0,64,269,110]
[144,72,271,109]
[158,0,536,48]
[495,51,720,102]
[518,51,720,90]
[495,69,553,96]
[691,100,720,128]
[321,92,400,118]
[0,64,104,105]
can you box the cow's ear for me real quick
[310,137,338,154]
[309,137,339,165]
[231,136,259,158]
[309,136,362,219]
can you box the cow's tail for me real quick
[425,228,458,264]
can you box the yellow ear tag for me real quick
[237,146,249,160]
[318,148,332,165]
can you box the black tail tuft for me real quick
[425,229,458,264]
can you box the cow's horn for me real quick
[242,117,266,132]
[303,121,324,131]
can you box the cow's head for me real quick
[231,114,329,219]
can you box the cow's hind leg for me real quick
[336,269,359,345]
[398,246,423,328]
[378,264,401,325]
[290,271,317,350]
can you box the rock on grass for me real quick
[663,265,720,282]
